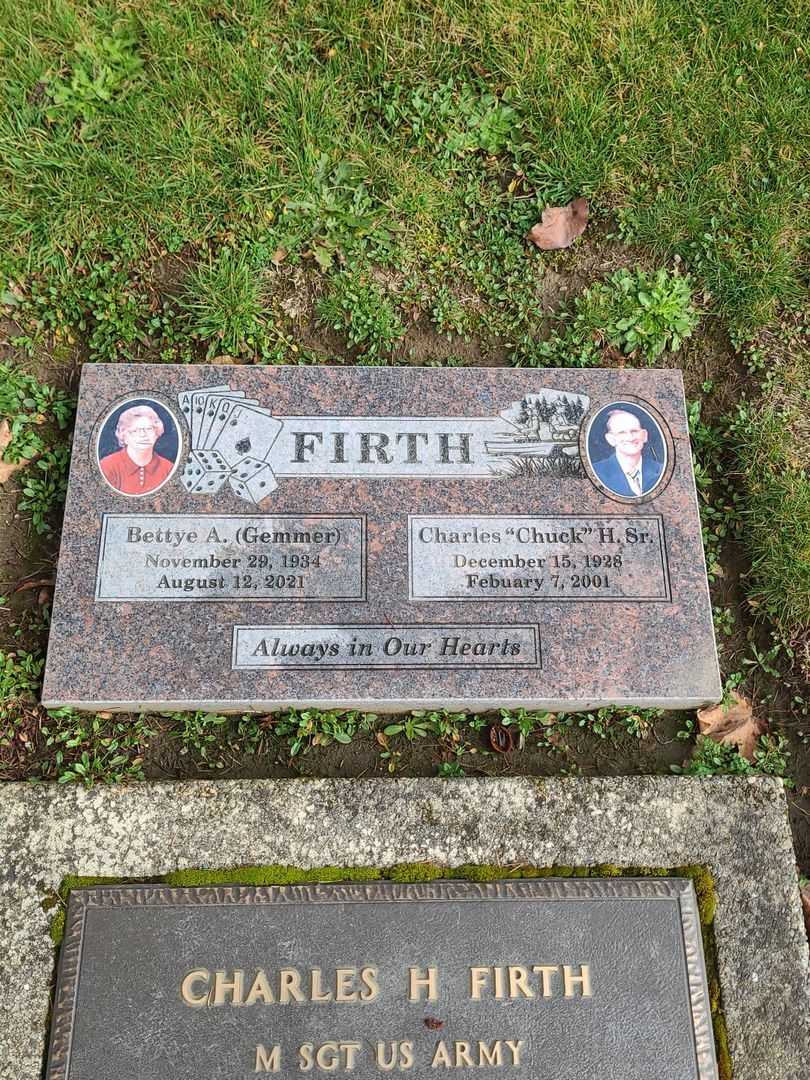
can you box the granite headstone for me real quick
[42,365,720,711]
[46,879,719,1080]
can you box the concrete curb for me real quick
[0,776,807,1078]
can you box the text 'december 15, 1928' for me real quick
[408,515,670,601]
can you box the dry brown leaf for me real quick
[0,457,29,484]
[527,197,589,250]
[697,691,765,761]
[271,247,287,265]
[603,345,625,365]
[800,884,810,937]
[0,420,31,483]
[12,577,53,595]
[489,723,515,753]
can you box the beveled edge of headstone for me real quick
[47,877,717,1080]
[42,693,721,713]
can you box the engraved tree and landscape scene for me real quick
[486,391,589,478]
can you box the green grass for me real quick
[0,648,44,719]
[178,247,267,358]
[521,266,698,367]
[164,709,272,769]
[0,648,45,770]
[43,24,143,139]
[0,363,75,534]
[0,362,73,460]
[39,707,153,784]
[17,446,72,534]
[0,1,807,333]
[727,349,810,637]
[316,270,405,359]
[672,732,791,779]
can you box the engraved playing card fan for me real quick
[178,386,282,505]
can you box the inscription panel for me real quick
[95,513,366,601]
[232,624,540,669]
[408,515,670,601]
[45,880,718,1080]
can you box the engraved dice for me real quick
[180,450,231,495]
[227,456,278,505]
[177,384,280,505]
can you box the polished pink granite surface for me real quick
[42,365,720,711]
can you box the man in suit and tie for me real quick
[592,408,663,497]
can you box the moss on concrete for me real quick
[592,863,624,877]
[163,865,382,887]
[48,910,65,945]
[387,862,444,882]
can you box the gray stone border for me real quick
[0,776,808,1079]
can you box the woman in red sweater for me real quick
[99,404,174,495]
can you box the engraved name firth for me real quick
[180,962,592,1006]
[292,430,473,465]
[172,385,590,505]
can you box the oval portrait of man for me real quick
[585,401,668,500]
[96,397,180,497]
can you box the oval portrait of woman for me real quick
[585,401,668,500]
[96,397,180,497]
